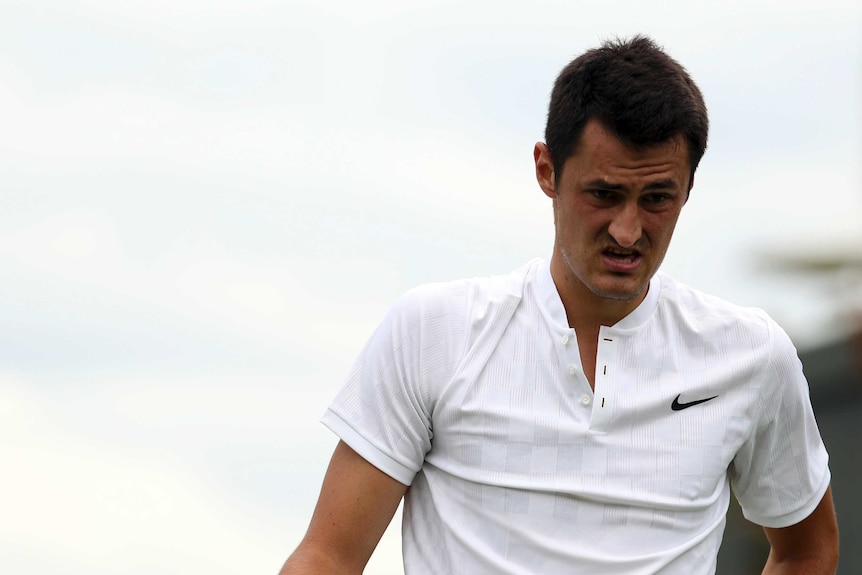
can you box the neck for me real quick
[549,253,648,331]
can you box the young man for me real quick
[280,36,838,574]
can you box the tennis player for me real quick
[280,36,838,574]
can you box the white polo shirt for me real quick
[322,259,830,575]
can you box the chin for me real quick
[594,289,642,302]
[589,278,647,302]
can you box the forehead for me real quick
[565,119,691,182]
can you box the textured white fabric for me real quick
[321,259,830,575]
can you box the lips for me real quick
[602,248,642,272]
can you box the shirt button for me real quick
[581,395,591,405]
[561,335,569,344]
[567,364,576,375]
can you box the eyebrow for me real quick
[584,178,679,191]
[585,179,624,190]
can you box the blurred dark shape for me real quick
[756,248,862,273]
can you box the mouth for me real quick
[604,248,639,262]
[602,248,643,272]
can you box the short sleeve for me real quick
[321,281,469,486]
[729,316,831,528]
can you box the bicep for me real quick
[762,486,838,571]
[292,440,408,573]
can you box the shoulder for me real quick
[391,259,537,327]
[653,272,794,363]
[366,260,537,402]
[655,273,808,401]
[656,272,774,333]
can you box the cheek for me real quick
[644,214,681,246]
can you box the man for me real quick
[281,36,838,574]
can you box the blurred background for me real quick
[1,0,860,573]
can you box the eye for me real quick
[642,193,671,206]
[590,189,617,202]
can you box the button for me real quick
[567,364,576,375]
[561,335,569,344]
[580,395,591,405]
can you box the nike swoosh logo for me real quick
[671,394,718,411]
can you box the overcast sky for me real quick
[1,1,860,574]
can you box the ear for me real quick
[534,142,557,199]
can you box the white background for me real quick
[1,1,860,573]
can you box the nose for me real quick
[608,202,642,248]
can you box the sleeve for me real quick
[320,282,469,486]
[729,316,831,528]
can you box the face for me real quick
[534,119,692,316]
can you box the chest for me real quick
[427,313,761,505]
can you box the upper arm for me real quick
[762,486,839,573]
[732,318,831,528]
[281,440,408,574]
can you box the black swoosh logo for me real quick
[671,394,718,411]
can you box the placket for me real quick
[590,326,619,434]
[555,328,595,421]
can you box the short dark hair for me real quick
[545,35,708,184]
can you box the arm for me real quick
[279,440,409,575]
[761,486,839,575]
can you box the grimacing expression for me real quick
[535,119,692,309]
